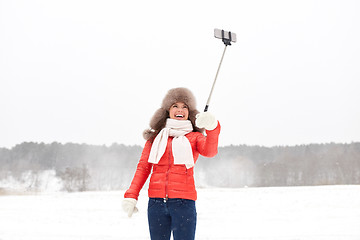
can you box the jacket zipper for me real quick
[164,138,172,202]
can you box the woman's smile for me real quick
[169,102,189,120]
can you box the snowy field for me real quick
[1,185,359,240]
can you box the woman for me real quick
[122,87,220,240]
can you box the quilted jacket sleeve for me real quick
[124,140,153,200]
[196,121,221,157]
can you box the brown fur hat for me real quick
[143,87,203,140]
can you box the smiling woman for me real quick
[122,87,221,240]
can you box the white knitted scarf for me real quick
[148,118,194,169]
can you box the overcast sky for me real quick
[1,0,359,148]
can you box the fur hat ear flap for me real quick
[143,108,168,140]
[149,108,168,130]
[143,128,155,141]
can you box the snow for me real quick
[0,185,359,240]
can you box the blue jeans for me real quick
[147,198,197,240]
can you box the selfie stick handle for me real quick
[204,29,233,112]
[204,44,228,112]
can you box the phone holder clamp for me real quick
[221,29,232,46]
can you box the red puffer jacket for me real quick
[124,122,220,201]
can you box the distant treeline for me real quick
[0,142,359,191]
[198,142,360,187]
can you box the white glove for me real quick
[122,198,138,217]
[195,112,218,130]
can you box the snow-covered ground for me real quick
[0,185,359,240]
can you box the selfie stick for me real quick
[204,29,236,112]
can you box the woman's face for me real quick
[169,102,189,120]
